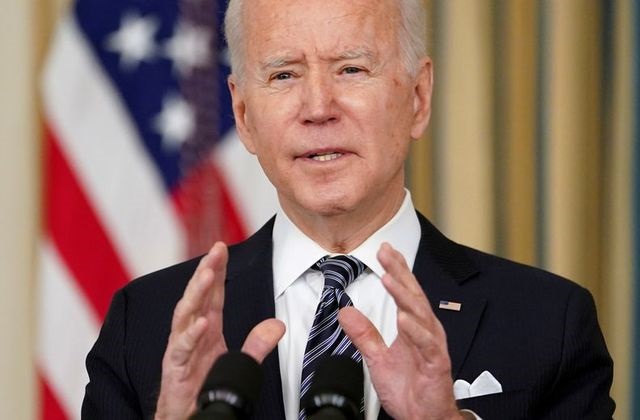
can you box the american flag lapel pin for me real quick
[439,300,462,311]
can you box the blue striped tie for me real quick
[299,255,366,419]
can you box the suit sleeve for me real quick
[81,289,143,419]
[540,286,615,419]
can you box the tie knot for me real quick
[315,255,366,291]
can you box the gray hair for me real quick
[223,0,427,81]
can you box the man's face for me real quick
[229,0,432,220]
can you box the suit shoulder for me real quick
[415,212,590,306]
[461,244,588,299]
[119,217,275,299]
[121,255,203,303]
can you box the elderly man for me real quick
[82,0,615,419]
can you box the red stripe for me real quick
[43,124,130,319]
[172,159,247,256]
[219,174,247,244]
[39,373,69,420]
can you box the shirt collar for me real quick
[272,189,421,298]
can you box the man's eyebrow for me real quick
[259,48,376,70]
[260,56,300,70]
[337,47,376,61]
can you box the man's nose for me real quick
[300,72,339,125]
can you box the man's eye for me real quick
[272,72,293,81]
[342,67,363,74]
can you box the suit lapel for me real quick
[223,217,286,418]
[413,213,487,377]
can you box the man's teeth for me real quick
[311,152,342,161]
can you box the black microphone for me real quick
[190,351,263,420]
[302,355,365,420]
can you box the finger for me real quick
[208,242,228,313]
[168,316,209,366]
[185,242,226,310]
[171,267,215,332]
[397,311,451,368]
[377,243,435,322]
[380,273,433,327]
[241,318,286,363]
[338,306,387,361]
[172,242,229,332]
[377,243,423,296]
[189,241,223,284]
[171,247,219,331]
[193,248,213,277]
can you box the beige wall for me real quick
[0,1,39,417]
[0,0,69,417]
[411,1,634,417]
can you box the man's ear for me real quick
[228,75,257,154]
[410,57,434,140]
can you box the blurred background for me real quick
[0,0,637,418]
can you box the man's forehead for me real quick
[242,0,397,53]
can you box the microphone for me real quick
[190,351,263,420]
[302,355,365,420]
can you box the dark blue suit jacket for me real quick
[82,213,614,419]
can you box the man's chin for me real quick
[302,200,351,216]
[291,195,358,219]
[278,187,372,220]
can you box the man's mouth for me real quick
[308,152,343,162]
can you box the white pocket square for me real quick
[453,371,503,400]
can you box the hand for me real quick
[155,242,285,420]
[339,243,463,420]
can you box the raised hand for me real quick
[154,242,285,420]
[339,242,464,420]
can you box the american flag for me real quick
[37,0,277,417]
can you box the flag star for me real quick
[105,12,159,71]
[153,94,196,149]
[164,20,212,76]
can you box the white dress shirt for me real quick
[273,190,420,420]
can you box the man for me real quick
[82,0,615,419]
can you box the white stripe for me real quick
[37,238,101,420]
[42,15,185,277]
[213,129,279,233]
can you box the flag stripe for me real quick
[42,15,185,278]
[37,239,101,419]
[39,375,70,420]
[214,130,279,231]
[44,126,129,318]
[171,159,247,248]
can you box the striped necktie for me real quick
[298,255,366,419]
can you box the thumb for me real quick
[241,318,286,363]
[339,306,387,361]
